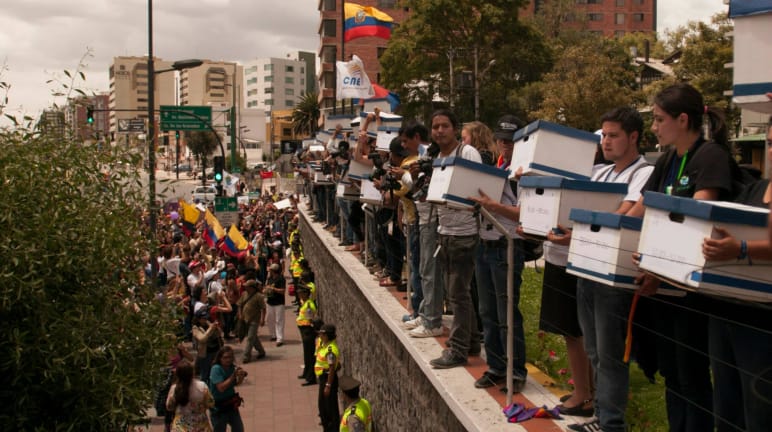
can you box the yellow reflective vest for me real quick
[296,298,316,327]
[314,339,340,377]
[340,398,372,432]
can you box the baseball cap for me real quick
[493,115,525,141]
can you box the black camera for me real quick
[321,160,333,175]
[380,173,402,191]
[368,152,383,168]
[411,156,435,201]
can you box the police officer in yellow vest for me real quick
[339,375,372,432]
[296,286,318,386]
[315,323,341,432]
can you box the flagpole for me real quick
[340,0,347,114]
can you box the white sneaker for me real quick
[409,325,443,338]
[403,316,423,330]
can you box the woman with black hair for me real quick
[628,83,737,432]
[165,360,213,432]
[209,346,246,432]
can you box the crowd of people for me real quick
[150,190,372,432]
[296,84,772,432]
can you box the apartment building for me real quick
[108,56,175,136]
[521,0,656,37]
[242,53,314,113]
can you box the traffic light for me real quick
[175,130,180,140]
[213,156,224,184]
[86,106,94,124]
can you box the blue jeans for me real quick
[406,223,423,317]
[313,187,326,220]
[475,240,526,379]
[211,407,244,432]
[709,309,772,432]
[418,220,443,329]
[336,197,354,243]
[576,279,633,432]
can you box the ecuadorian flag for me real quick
[221,225,249,258]
[202,210,226,249]
[179,200,201,236]
[344,3,393,42]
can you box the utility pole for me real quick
[447,47,455,109]
[230,63,238,173]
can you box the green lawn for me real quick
[520,266,668,431]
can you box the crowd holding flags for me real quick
[179,199,248,257]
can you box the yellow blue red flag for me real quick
[202,210,226,248]
[344,3,393,42]
[221,224,248,258]
[179,200,201,236]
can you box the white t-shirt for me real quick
[437,144,482,236]
[590,156,653,203]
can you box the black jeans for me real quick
[318,372,340,432]
[299,326,316,383]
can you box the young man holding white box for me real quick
[562,107,653,432]
[427,109,483,369]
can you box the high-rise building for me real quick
[521,0,656,37]
[108,56,175,137]
[317,0,411,109]
[242,54,312,113]
[66,93,109,141]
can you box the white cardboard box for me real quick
[426,156,508,209]
[324,114,356,132]
[518,176,626,238]
[313,169,333,185]
[638,192,772,302]
[567,209,643,289]
[730,5,772,114]
[336,181,360,201]
[375,126,400,152]
[345,159,372,181]
[510,120,599,179]
[359,179,383,205]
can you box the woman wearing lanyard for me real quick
[627,83,734,432]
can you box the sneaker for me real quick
[430,349,467,369]
[409,325,442,338]
[500,378,527,394]
[403,316,423,330]
[474,371,506,389]
[568,420,601,432]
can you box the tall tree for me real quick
[533,35,638,131]
[663,13,738,133]
[380,0,552,124]
[185,131,220,184]
[292,91,320,137]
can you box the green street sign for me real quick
[160,105,212,131]
[214,196,238,212]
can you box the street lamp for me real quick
[473,45,496,121]
[146,0,202,279]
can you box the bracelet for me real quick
[738,240,748,260]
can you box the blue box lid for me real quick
[569,209,643,231]
[512,119,599,144]
[432,156,510,179]
[377,126,401,132]
[643,192,770,227]
[519,176,627,194]
[729,0,772,18]
[327,114,356,120]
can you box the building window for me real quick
[615,13,625,24]
[632,13,644,22]
[588,13,603,21]
[282,127,292,135]
[285,88,294,96]
[286,65,294,73]
[285,101,294,108]
[377,0,396,7]
[247,89,258,96]
[615,30,625,37]
[323,20,337,37]
[587,0,603,4]
[322,0,335,11]
[301,67,305,74]
[633,0,643,4]
[264,99,274,106]
[247,77,257,85]
[246,66,257,74]
[210,93,224,98]
[616,0,624,5]
[377,47,387,59]
[264,64,273,72]
[301,78,305,86]
[265,76,273,82]
[285,77,294,84]
[265,87,274,94]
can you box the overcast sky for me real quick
[0,0,728,119]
